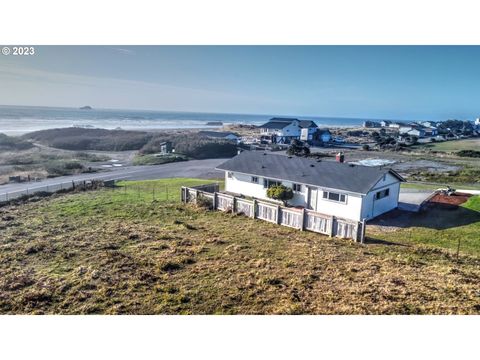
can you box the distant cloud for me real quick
[114,48,135,55]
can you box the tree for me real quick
[266,185,293,206]
[286,139,310,157]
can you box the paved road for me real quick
[0,158,226,195]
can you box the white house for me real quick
[259,118,318,144]
[216,151,405,222]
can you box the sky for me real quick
[1,46,480,120]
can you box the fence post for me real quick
[232,196,237,214]
[300,208,305,231]
[276,205,281,224]
[252,199,257,218]
[195,189,199,204]
[329,216,335,237]
[359,219,366,244]
[212,192,217,210]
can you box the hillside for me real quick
[0,178,479,314]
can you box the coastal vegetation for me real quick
[23,128,153,151]
[132,154,188,165]
[0,178,478,314]
[23,128,239,159]
[0,133,34,151]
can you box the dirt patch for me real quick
[427,192,471,208]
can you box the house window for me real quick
[227,172,233,179]
[251,176,259,184]
[263,178,281,188]
[293,183,302,192]
[322,191,347,203]
[375,188,390,200]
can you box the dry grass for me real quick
[0,178,479,314]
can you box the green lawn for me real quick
[132,154,188,166]
[368,195,480,256]
[418,138,480,152]
[0,177,479,314]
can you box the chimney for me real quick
[336,152,345,163]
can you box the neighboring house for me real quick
[259,118,317,144]
[399,125,428,138]
[380,120,391,127]
[399,126,414,134]
[421,121,437,128]
[389,122,402,129]
[406,128,426,137]
[363,120,381,128]
[301,127,331,144]
[198,131,240,141]
[423,127,438,137]
[216,151,405,221]
[159,141,172,154]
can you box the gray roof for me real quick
[298,120,318,128]
[216,151,404,194]
[259,121,292,130]
[259,117,318,130]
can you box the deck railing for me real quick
[181,185,365,242]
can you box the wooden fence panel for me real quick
[217,194,233,211]
[236,199,254,216]
[305,212,331,235]
[257,203,277,223]
[281,209,302,229]
[182,186,364,241]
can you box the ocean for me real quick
[0,105,400,135]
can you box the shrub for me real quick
[456,150,480,158]
[266,185,294,205]
[362,144,370,151]
[286,139,310,156]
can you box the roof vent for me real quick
[288,156,292,159]
[310,164,315,167]
[261,165,266,169]
[349,164,355,167]
[263,153,267,156]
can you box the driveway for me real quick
[398,189,434,212]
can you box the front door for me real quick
[307,186,318,211]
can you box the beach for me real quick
[0,105,406,135]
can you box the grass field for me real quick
[419,138,480,152]
[0,178,479,314]
[368,196,480,256]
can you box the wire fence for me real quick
[0,177,223,206]
[0,179,111,203]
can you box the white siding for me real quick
[225,172,307,206]
[310,188,363,221]
[224,170,401,222]
[279,122,301,137]
[360,173,401,220]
